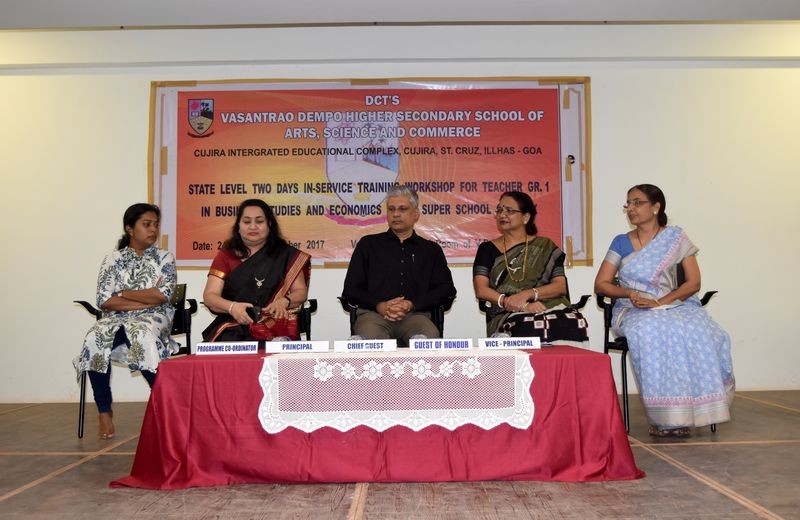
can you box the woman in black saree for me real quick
[202,199,310,342]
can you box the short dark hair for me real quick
[500,191,538,235]
[117,203,161,250]
[629,184,668,227]
[223,199,287,258]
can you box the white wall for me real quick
[1,24,799,402]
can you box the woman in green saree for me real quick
[472,191,588,344]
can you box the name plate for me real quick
[265,340,330,353]
[409,338,473,350]
[333,339,397,352]
[478,337,541,350]
[195,341,258,355]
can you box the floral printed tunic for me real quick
[74,246,177,376]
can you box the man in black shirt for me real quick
[342,185,456,345]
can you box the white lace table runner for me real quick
[258,350,534,433]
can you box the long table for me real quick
[112,346,643,489]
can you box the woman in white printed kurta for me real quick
[74,203,177,439]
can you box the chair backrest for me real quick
[297,299,318,340]
[430,296,455,337]
[170,284,189,334]
[170,283,198,355]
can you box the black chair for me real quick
[74,283,198,438]
[596,266,717,433]
[296,299,318,340]
[338,296,455,338]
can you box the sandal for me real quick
[649,425,691,438]
[648,425,670,437]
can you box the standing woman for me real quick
[473,191,588,344]
[594,184,734,437]
[203,199,310,342]
[74,203,178,440]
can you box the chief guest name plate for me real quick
[195,341,259,355]
[265,340,330,353]
[409,338,473,350]
[478,337,541,350]
[333,339,397,352]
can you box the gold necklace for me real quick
[636,227,662,248]
[503,235,529,282]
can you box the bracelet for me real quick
[228,301,236,314]
[497,293,505,307]
[533,288,539,302]
[284,295,292,306]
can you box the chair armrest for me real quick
[595,293,613,311]
[74,300,102,320]
[699,290,718,306]
[438,295,456,313]
[303,298,318,313]
[572,294,591,310]
[337,296,357,313]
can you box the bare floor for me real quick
[1,391,798,519]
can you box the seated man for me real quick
[342,185,456,345]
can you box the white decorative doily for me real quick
[258,350,534,433]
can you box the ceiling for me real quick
[1,0,799,30]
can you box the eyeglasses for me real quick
[622,199,651,210]
[495,206,524,216]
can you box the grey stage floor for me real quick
[1,391,798,519]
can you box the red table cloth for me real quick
[112,346,644,489]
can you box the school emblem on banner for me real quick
[188,99,214,137]
[324,120,400,225]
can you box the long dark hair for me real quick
[117,203,161,250]
[500,191,538,235]
[629,184,668,227]
[223,199,287,258]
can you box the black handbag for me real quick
[499,307,589,344]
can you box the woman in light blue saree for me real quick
[595,184,734,437]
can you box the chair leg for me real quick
[620,351,630,433]
[185,315,191,354]
[78,371,86,439]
